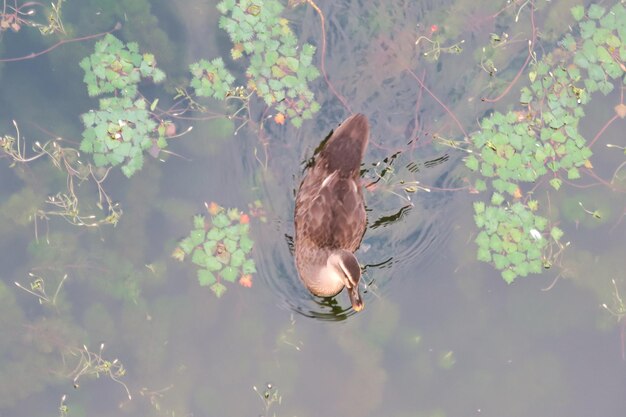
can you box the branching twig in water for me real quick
[606,143,626,185]
[0,0,66,35]
[366,161,431,206]
[58,394,68,417]
[589,114,619,148]
[578,201,602,219]
[602,279,625,319]
[15,272,68,306]
[32,141,122,236]
[253,383,281,417]
[137,384,174,413]
[481,1,538,103]
[0,21,121,63]
[433,134,473,153]
[404,68,468,138]
[300,0,352,112]
[601,278,626,360]
[0,120,48,163]
[415,35,465,61]
[1,122,122,240]
[67,343,132,400]
[171,87,209,114]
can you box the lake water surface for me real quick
[1,0,625,416]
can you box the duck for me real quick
[294,113,369,312]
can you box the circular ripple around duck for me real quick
[251,216,358,321]
[253,118,460,319]
[255,165,457,320]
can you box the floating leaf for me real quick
[550,227,564,242]
[549,178,562,190]
[465,155,479,171]
[190,229,206,246]
[239,235,254,253]
[242,259,257,274]
[213,213,230,228]
[221,266,238,282]
[571,5,585,21]
[198,269,216,286]
[587,4,606,20]
[207,227,226,241]
[502,269,517,284]
[491,192,505,205]
[171,247,185,262]
[193,215,206,230]
[178,237,195,255]
[231,249,245,267]
[210,282,227,298]
[206,256,222,271]
[191,248,208,267]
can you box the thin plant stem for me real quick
[0,22,120,62]
[305,0,352,113]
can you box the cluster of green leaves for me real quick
[80,97,165,177]
[79,34,167,177]
[465,3,626,283]
[568,3,626,89]
[190,58,236,99]
[189,0,320,127]
[79,34,165,98]
[465,113,548,195]
[473,199,562,284]
[173,204,256,298]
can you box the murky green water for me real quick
[1,0,626,416]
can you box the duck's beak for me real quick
[348,285,364,312]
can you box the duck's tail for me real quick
[321,113,369,177]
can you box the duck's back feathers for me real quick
[296,171,365,251]
[295,113,369,251]
[319,113,369,177]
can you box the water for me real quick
[1,0,626,416]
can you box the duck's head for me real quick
[323,249,364,312]
[296,247,365,312]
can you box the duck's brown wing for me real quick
[321,114,369,177]
[295,169,366,252]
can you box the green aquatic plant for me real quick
[80,96,166,177]
[79,33,165,97]
[464,2,626,283]
[473,199,563,283]
[79,34,168,177]
[188,0,321,127]
[467,59,594,195]
[190,58,236,100]
[173,202,256,298]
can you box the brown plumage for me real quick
[294,114,369,311]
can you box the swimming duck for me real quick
[294,113,369,312]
